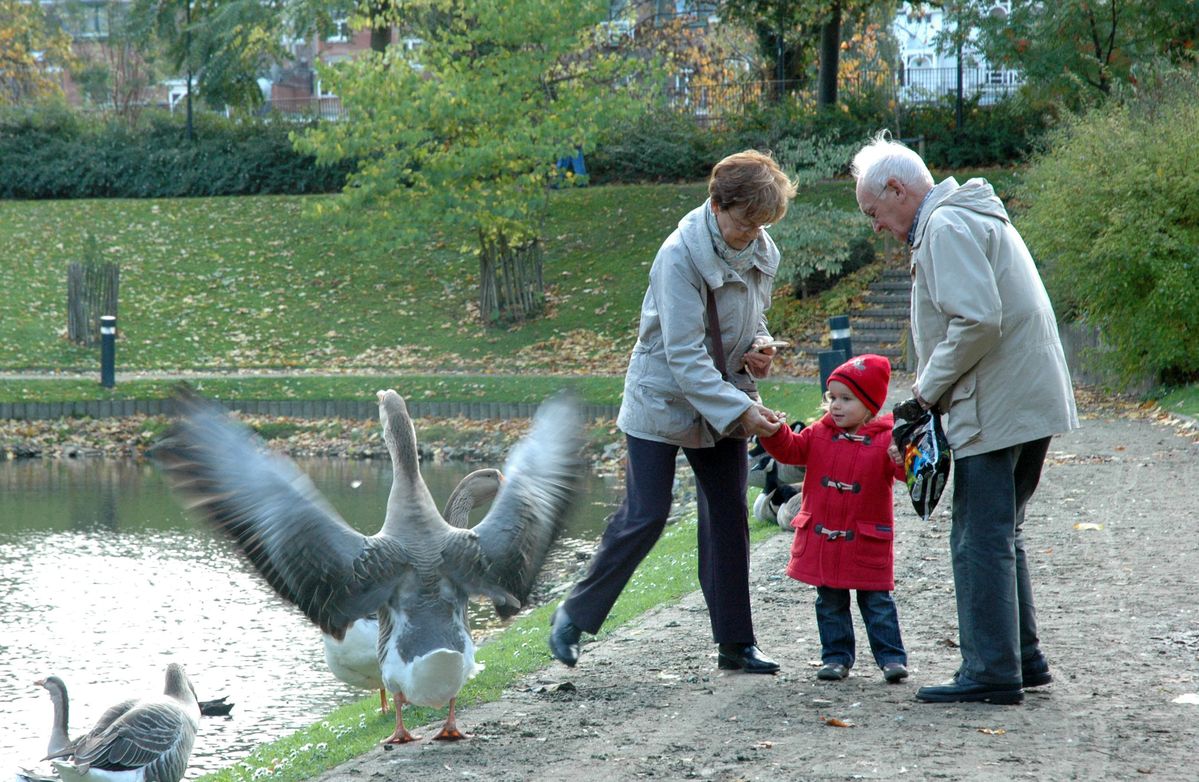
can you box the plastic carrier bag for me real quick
[892,398,951,520]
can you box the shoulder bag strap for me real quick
[706,286,728,380]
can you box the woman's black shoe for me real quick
[548,606,581,667]
[717,644,780,674]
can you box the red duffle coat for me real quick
[759,412,905,591]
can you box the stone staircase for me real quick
[788,266,913,374]
[850,266,912,369]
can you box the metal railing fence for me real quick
[666,65,1023,125]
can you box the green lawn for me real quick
[0,179,861,374]
[3,174,1189,410]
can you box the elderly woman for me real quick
[550,150,797,674]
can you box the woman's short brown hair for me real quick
[708,150,798,227]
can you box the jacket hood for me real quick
[912,177,1010,249]
[677,199,780,290]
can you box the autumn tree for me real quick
[965,0,1199,104]
[811,0,886,106]
[605,2,760,115]
[295,0,655,325]
[719,0,817,94]
[0,0,75,104]
[718,0,885,105]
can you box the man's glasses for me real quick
[862,184,889,219]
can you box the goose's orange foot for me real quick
[433,725,467,741]
[382,728,418,745]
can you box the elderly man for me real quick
[851,133,1078,705]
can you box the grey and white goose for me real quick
[153,388,584,744]
[16,675,75,782]
[35,675,73,759]
[43,663,200,782]
[321,468,504,713]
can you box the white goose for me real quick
[153,389,584,744]
[321,468,504,713]
[43,663,200,782]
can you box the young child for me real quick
[758,354,909,683]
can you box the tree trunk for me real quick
[478,230,545,325]
[817,0,842,109]
[368,0,393,54]
[67,261,120,345]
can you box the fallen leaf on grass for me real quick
[821,716,855,728]
[1074,522,1104,531]
[977,727,1007,736]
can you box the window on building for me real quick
[76,2,109,39]
[326,15,352,43]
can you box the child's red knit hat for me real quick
[827,354,891,414]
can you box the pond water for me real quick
[0,457,618,778]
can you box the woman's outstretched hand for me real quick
[738,404,782,437]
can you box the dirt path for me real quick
[307,392,1198,782]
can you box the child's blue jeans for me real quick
[814,585,907,669]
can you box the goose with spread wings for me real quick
[152,389,584,744]
[321,468,504,714]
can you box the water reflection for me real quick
[0,458,616,778]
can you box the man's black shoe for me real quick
[1022,659,1053,688]
[916,679,1023,705]
[717,644,780,674]
[548,606,581,667]
[952,663,1052,689]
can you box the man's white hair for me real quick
[850,131,934,192]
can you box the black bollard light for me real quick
[829,314,853,358]
[100,315,116,388]
[818,349,848,392]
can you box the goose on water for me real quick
[322,468,504,714]
[34,675,73,759]
[152,388,584,744]
[43,663,200,782]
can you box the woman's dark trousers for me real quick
[562,433,756,644]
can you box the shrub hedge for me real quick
[587,89,1054,183]
[2,89,1051,198]
[0,106,354,199]
[1016,64,1199,386]
[769,201,878,298]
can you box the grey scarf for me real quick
[704,201,758,275]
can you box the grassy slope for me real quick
[0,179,862,374]
[0,185,703,370]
